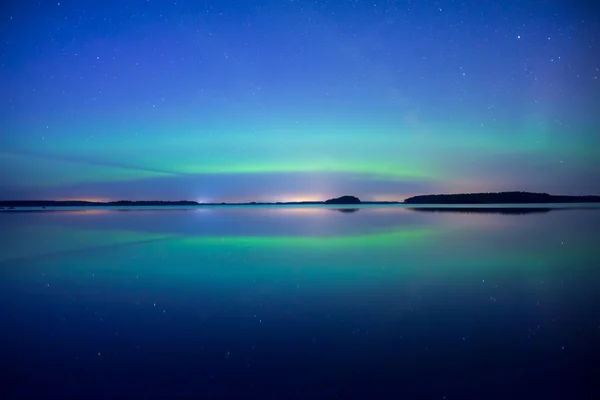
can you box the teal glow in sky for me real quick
[1,1,599,201]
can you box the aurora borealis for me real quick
[1,1,599,201]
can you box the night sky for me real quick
[1,0,599,202]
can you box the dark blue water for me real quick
[1,206,599,399]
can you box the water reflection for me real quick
[1,206,599,398]
[407,207,553,215]
[2,205,599,265]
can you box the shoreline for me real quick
[2,192,599,210]
[2,203,600,212]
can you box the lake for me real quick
[1,205,599,399]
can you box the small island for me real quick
[403,192,600,204]
[324,195,361,205]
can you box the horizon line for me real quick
[2,191,600,206]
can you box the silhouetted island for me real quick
[324,195,361,205]
[403,192,600,204]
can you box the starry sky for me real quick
[1,0,599,202]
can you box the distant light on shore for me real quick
[58,197,113,203]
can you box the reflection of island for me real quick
[407,207,553,215]
[330,208,360,213]
[404,192,600,204]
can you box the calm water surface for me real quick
[1,206,599,399]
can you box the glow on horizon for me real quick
[193,194,325,203]
[57,197,114,203]
[273,195,325,203]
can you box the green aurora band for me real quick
[3,117,598,198]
